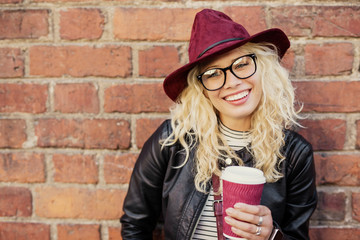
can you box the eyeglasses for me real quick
[197,53,257,91]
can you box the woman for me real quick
[120,9,317,240]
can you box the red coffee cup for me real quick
[222,166,266,239]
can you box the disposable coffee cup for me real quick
[222,166,266,240]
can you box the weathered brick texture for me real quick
[0,1,359,239]
[0,187,32,217]
[310,228,360,239]
[60,8,105,40]
[312,191,346,221]
[103,153,138,184]
[139,46,182,78]
[0,83,48,113]
[136,118,166,148]
[54,83,99,113]
[35,118,131,149]
[0,119,27,148]
[315,153,360,186]
[35,187,126,219]
[29,46,132,77]
[298,119,346,151]
[294,81,360,113]
[0,152,45,182]
[304,43,354,76]
[104,83,172,113]
[0,223,50,240]
[224,6,267,35]
[0,48,24,78]
[270,6,360,37]
[53,154,98,183]
[113,8,199,40]
[57,224,101,240]
[0,9,49,39]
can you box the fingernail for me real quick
[226,208,234,214]
[224,216,231,222]
[234,202,244,208]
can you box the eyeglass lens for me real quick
[200,54,256,91]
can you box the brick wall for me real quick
[0,0,359,239]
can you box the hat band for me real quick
[197,37,244,58]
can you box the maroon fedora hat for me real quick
[163,9,290,102]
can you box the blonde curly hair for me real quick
[162,42,302,193]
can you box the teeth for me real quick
[225,90,249,101]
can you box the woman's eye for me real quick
[233,56,253,69]
[234,63,248,69]
[204,69,220,79]
[233,59,250,69]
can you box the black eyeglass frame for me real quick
[197,53,257,91]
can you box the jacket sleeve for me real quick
[120,121,171,240]
[281,134,318,240]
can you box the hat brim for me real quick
[163,28,290,102]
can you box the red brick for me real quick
[353,192,360,222]
[304,43,353,76]
[104,83,172,113]
[57,224,100,240]
[53,154,98,184]
[0,83,48,113]
[313,6,360,37]
[298,119,346,151]
[315,153,360,186]
[0,10,49,39]
[60,8,104,40]
[0,0,23,3]
[0,222,50,240]
[35,118,130,149]
[281,48,295,72]
[270,6,315,37]
[310,228,360,240]
[311,191,346,221]
[0,187,32,217]
[294,81,360,113]
[270,6,360,37]
[104,153,137,184]
[136,118,166,148]
[0,152,45,182]
[0,48,24,78]
[108,227,122,240]
[0,119,26,148]
[357,120,360,149]
[33,0,101,1]
[54,83,99,113]
[224,6,266,35]
[29,45,132,77]
[35,187,126,219]
[113,8,199,41]
[139,46,182,78]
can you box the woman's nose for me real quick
[223,70,242,89]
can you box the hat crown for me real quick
[188,9,250,61]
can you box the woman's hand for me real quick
[224,202,273,240]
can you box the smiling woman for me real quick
[120,9,317,240]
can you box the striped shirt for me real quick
[192,122,250,239]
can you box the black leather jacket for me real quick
[121,120,317,240]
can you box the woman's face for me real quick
[199,47,262,131]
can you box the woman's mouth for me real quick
[224,90,250,101]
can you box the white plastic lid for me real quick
[221,166,266,184]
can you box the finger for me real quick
[230,226,262,240]
[234,202,271,216]
[224,217,271,240]
[225,207,260,224]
